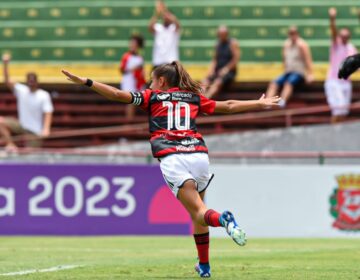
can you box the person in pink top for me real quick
[325,7,358,123]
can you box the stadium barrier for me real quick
[207,165,360,237]
[0,163,359,237]
[4,148,360,165]
[1,101,360,148]
[0,163,191,235]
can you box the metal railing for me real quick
[1,101,359,147]
[2,148,360,165]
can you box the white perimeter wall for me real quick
[207,165,360,238]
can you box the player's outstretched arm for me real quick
[214,94,281,114]
[61,70,132,103]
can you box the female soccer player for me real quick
[62,62,280,278]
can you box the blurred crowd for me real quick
[0,1,359,151]
[117,2,359,123]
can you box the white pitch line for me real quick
[0,265,81,276]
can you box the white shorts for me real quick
[324,79,352,116]
[159,153,214,197]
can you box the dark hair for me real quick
[130,34,144,49]
[26,72,38,81]
[152,61,202,93]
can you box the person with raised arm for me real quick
[62,61,280,278]
[149,0,180,68]
[325,7,357,123]
[0,54,53,151]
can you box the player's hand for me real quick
[329,7,337,19]
[259,94,281,109]
[61,69,87,85]
[338,54,360,79]
[2,53,11,63]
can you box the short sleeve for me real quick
[199,94,216,115]
[130,89,152,111]
[13,83,28,98]
[350,45,358,56]
[42,91,54,113]
[154,23,163,33]
[120,52,130,72]
[169,23,177,32]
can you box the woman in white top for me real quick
[149,0,180,68]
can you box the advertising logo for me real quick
[330,174,360,231]
[156,93,171,101]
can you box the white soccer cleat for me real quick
[219,211,247,246]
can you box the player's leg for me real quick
[178,181,218,278]
[193,190,209,234]
[178,180,208,226]
[190,153,246,247]
[178,177,246,247]
[193,190,211,278]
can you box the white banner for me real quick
[207,165,360,238]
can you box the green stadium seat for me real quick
[0,0,358,63]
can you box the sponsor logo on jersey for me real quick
[156,93,171,101]
[176,145,196,152]
[180,138,200,146]
[172,92,193,101]
[330,174,360,231]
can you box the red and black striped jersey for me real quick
[130,87,216,158]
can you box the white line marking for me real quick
[0,265,81,276]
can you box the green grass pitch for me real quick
[0,237,359,279]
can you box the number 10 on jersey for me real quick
[162,101,191,130]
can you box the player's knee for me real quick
[190,208,207,224]
[184,202,204,221]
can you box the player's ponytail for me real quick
[153,61,203,93]
[172,61,203,93]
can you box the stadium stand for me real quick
[0,0,359,81]
[0,0,359,147]
[1,82,360,148]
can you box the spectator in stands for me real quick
[203,25,240,99]
[265,26,314,108]
[149,0,180,68]
[0,54,53,151]
[325,7,357,123]
[119,35,146,120]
